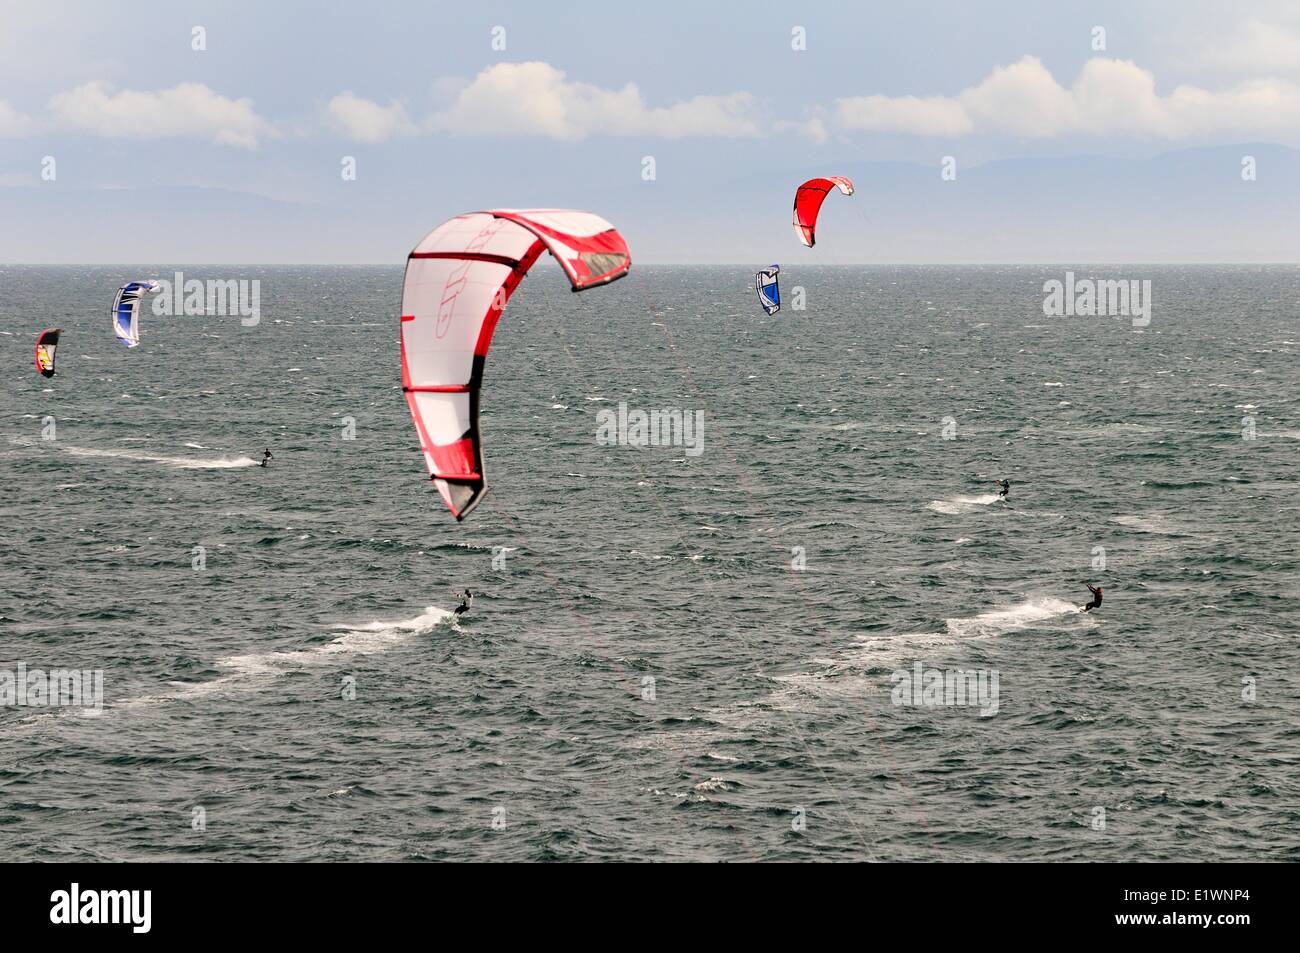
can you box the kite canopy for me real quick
[755,265,781,315]
[793,176,854,247]
[35,328,61,378]
[400,209,631,521]
[111,280,160,348]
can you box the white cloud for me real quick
[0,98,34,137]
[49,81,271,148]
[793,116,830,145]
[434,61,761,140]
[836,94,972,137]
[958,57,1079,137]
[774,109,830,144]
[327,92,417,143]
[834,55,1300,140]
[1199,18,1300,74]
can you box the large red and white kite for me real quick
[400,209,631,520]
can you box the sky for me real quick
[3,0,1300,262]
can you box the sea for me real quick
[1,264,1297,861]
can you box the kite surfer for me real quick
[260,448,273,468]
[1081,582,1103,613]
[995,479,1010,498]
[453,589,473,617]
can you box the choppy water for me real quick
[1,264,1297,861]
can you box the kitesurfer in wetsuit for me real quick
[995,479,1010,498]
[1081,582,1103,613]
[453,589,473,617]
[260,448,273,468]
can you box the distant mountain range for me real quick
[3,144,1298,263]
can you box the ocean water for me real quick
[1,264,1297,862]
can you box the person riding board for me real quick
[260,448,273,468]
[453,589,473,617]
[1081,582,1103,613]
[995,479,1010,498]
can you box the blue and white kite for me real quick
[755,265,780,316]
[111,280,161,347]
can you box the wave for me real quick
[1111,514,1182,535]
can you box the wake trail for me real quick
[927,493,1003,515]
[944,596,1081,638]
[713,597,1088,722]
[67,607,455,720]
[24,439,258,469]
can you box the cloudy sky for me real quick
[3,0,1300,262]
